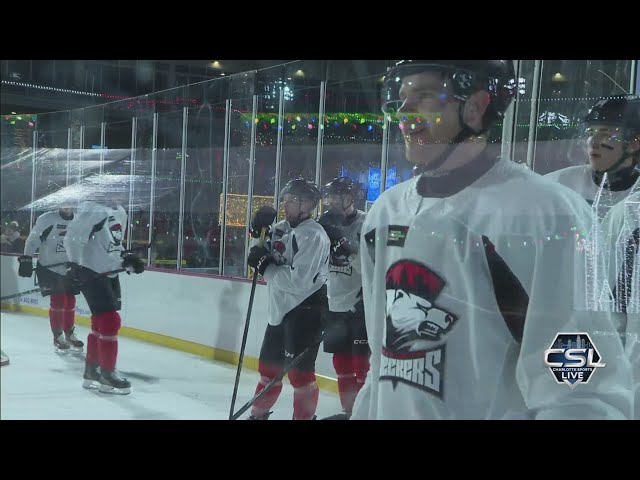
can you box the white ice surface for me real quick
[0,311,341,420]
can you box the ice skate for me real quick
[82,363,101,390]
[53,330,70,354]
[247,410,273,420]
[98,369,131,395]
[320,412,351,420]
[65,326,84,353]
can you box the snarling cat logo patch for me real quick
[380,260,458,398]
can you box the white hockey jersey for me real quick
[254,218,330,326]
[601,186,640,419]
[545,165,634,222]
[63,201,127,277]
[351,159,633,420]
[598,180,640,314]
[327,210,366,313]
[24,210,75,276]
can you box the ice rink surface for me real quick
[1,310,341,420]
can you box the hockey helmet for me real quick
[381,59,517,129]
[279,178,322,209]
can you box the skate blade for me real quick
[69,347,84,355]
[98,385,131,395]
[82,379,101,390]
[320,413,351,420]
[54,348,70,355]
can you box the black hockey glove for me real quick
[330,237,353,267]
[318,210,346,243]
[318,209,346,228]
[250,206,277,239]
[122,253,145,274]
[247,245,272,275]
[331,237,353,257]
[17,255,33,278]
[64,262,84,290]
[321,224,343,244]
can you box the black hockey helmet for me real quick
[322,176,355,198]
[583,96,640,135]
[279,178,322,208]
[381,60,517,129]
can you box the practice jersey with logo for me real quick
[351,159,632,420]
[63,201,127,277]
[252,218,329,326]
[24,210,74,276]
[327,210,366,313]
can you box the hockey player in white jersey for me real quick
[246,179,330,420]
[63,200,145,395]
[350,60,633,420]
[318,177,369,418]
[18,206,83,353]
[601,184,639,418]
[545,96,639,220]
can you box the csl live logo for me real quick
[543,333,606,389]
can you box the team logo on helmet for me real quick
[453,72,475,91]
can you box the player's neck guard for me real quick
[417,147,499,198]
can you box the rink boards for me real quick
[0,253,338,393]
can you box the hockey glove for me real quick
[318,209,346,228]
[64,262,84,290]
[321,223,344,244]
[331,237,353,257]
[247,245,272,275]
[122,253,145,274]
[17,255,33,278]
[250,206,277,239]
[318,210,346,243]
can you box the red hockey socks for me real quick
[49,293,66,333]
[333,352,358,414]
[251,361,283,418]
[61,293,76,333]
[289,370,319,420]
[94,311,121,371]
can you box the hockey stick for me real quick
[0,267,127,302]
[228,227,268,420]
[230,326,332,421]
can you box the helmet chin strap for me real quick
[413,102,481,177]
